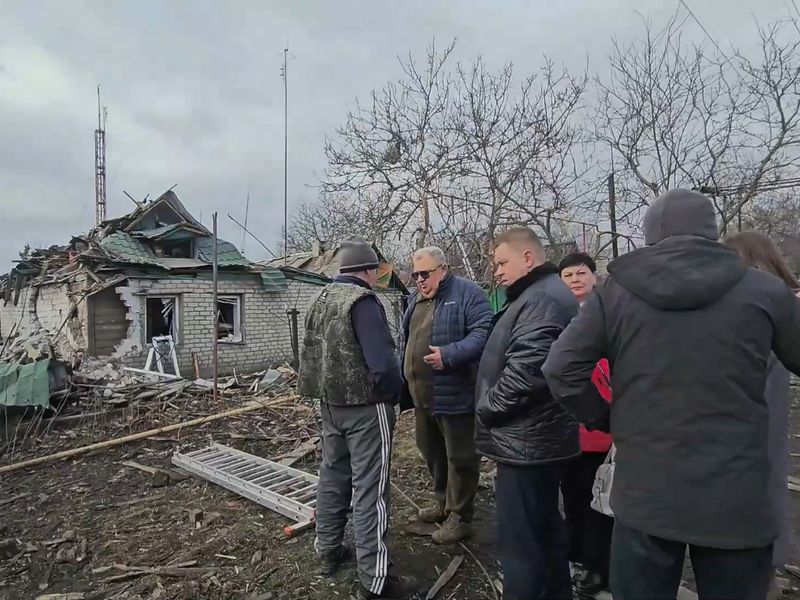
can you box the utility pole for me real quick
[608,172,619,258]
[94,85,107,225]
[212,213,219,404]
[281,46,289,264]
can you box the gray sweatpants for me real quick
[316,401,396,593]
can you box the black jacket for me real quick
[543,236,800,549]
[475,264,581,465]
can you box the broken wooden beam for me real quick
[426,555,464,600]
[0,395,297,475]
[120,460,189,487]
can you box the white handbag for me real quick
[590,444,616,517]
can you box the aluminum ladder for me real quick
[172,443,318,536]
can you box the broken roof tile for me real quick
[99,232,160,266]
[196,238,250,267]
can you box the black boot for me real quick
[573,568,605,598]
[317,543,353,578]
[356,574,419,599]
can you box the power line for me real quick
[679,0,731,61]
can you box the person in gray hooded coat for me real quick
[542,190,800,600]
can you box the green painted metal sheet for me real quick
[100,232,160,266]
[259,267,289,292]
[196,238,250,267]
[0,359,52,408]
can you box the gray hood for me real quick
[609,236,747,311]
[644,188,719,245]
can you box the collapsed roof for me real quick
[262,242,408,293]
[1,190,283,304]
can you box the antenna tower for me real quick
[94,85,107,225]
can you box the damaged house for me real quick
[262,242,407,336]
[0,191,406,377]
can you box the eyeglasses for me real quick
[411,264,443,281]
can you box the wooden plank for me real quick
[93,321,128,329]
[94,308,126,316]
[94,330,127,339]
[93,330,127,339]
[426,555,463,600]
[93,317,127,326]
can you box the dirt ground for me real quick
[3,386,800,600]
[0,395,499,600]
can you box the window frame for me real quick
[144,295,180,345]
[216,294,244,344]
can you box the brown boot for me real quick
[431,513,473,544]
[417,500,446,524]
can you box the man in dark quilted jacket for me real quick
[400,246,492,544]
[475,226,581,600]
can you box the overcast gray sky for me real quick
[0,0,794,271]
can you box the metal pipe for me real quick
[212,213,219,403]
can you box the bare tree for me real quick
[323,40,465,249]
[285,192,406,264]
[595,14,800,237]
[308,13,800,279]
[745,192,800,272]
[451,58,589,251]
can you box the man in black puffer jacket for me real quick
[476,226,580,600]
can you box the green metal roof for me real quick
[259,267,289,292]
[132,223,203,241]
[196,237,250,267]
[0,359,52,408]
[100,232,160,266]
[281,267,330,286]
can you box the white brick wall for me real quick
[117,276,320,376]
[1,272,407,378]
[0,275,88,358]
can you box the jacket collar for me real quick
[437,270,454,294]
[505,263,558,303]
[334,274,372,291]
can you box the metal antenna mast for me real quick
[94,85,107,225]
[280,46,289,264]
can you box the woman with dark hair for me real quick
[726,231,800,595]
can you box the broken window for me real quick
[217,296,242,343]
[146,297,179,343]
[161,240,193,258]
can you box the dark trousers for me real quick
[495,462,572,600]
[561,451,613,582]
[611,520,773,600]
[415,408,480,521]
[316,402,396,594]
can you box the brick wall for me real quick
[116,276,330,376]
[0,272,407,378]
[0,276,88,357]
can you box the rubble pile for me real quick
[0,364,300,460]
